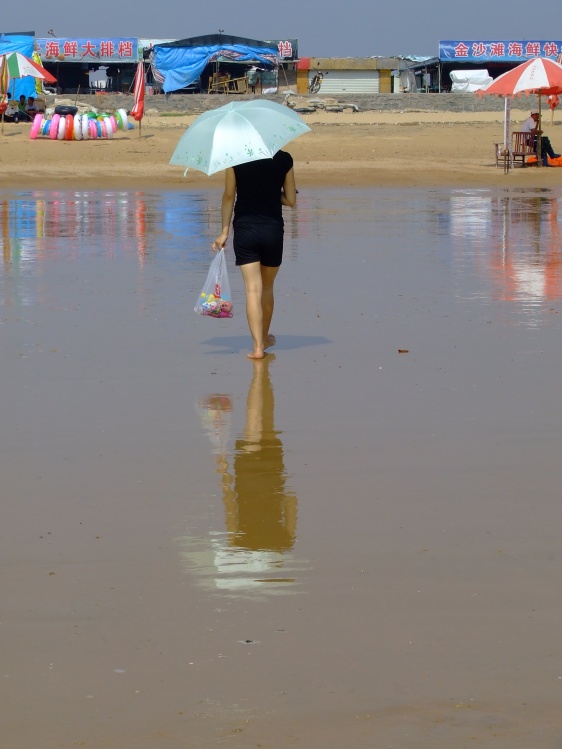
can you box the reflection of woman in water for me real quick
[221,355,297,553]
[185,357,300,594]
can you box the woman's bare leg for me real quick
[239,262,265,359]
[261,265,279,348]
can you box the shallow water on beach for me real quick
[1,187,562,748]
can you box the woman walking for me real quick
[212,151,297,359]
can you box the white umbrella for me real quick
[170,100,310,175]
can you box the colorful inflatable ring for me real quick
[65,114,74,140]
[81,114,89,140]
[30,113,43,139]
[50,113,60,140]
[57,116,66,140]
[42,119,51,136]
[103,117,113,138]
[117,108,129,130]
[73,114,82,141]
[114,110,123,130]
[88,119,97,139]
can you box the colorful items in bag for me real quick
[199,292,233,318]
[194,248,233,319]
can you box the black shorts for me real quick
[233,217,284,267]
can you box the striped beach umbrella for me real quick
[130,61,145,137]
[477,57,562,167]
[0,51,56,83]
[0,56,11,134]
[477,56,562,98]
[0,55,9,100]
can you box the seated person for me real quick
[1,94,21,123]
[26,96,43,115]
[521,111,561,165]
[17,94,33,121]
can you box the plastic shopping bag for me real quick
[194,249,233,318]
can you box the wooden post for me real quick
[537,96,543,167]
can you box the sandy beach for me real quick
[2,107,562,189]
[2,106,562,749]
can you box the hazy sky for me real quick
[2,0,559,58]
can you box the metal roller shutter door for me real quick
[309,69,380,94]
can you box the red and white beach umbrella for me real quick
[477,56,562,98]
[0,50,56,83]
[130,61,145,136]
[477,57,562,167]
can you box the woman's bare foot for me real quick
[247,350,266,360]
[264,334,276,350]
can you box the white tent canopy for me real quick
[450,69,492,93]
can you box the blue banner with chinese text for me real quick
[439,40,562,63]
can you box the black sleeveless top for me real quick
[233,150,293,222]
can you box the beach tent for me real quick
[0,32,36,100]
[450,69,492,93]
[153,34,279,93]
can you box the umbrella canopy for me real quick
[170,100,310,175]
[0,51,56,83]
[477,57,562,98]
[477,57,562,167]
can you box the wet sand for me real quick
[1,118,562,749]
[2,108,562,189]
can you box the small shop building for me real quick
[296,57,400,94]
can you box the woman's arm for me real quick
[212,168,237,251]
[281,167,297,207]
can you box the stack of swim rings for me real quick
[30,108,132,140]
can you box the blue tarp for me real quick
[154,43,278,93]
[0,33,36,100]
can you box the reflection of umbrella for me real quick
[0,51,56,83]
[477,57,562,167]
[548,93,559,125]
[130,61,145,137]
[170,100,310,175]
